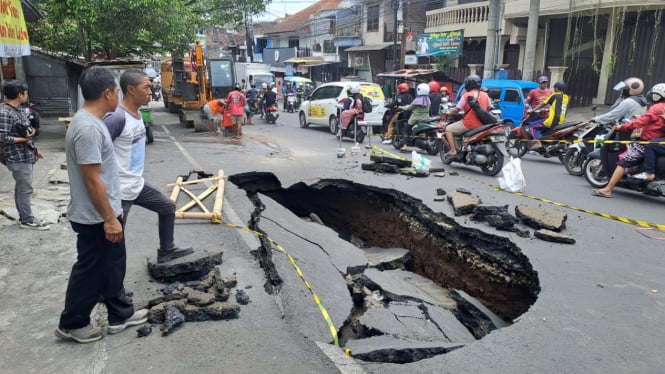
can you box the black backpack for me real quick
[466,93,497,125]
[361,96,373,113]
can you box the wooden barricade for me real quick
[168,169,225,223]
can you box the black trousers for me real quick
[58,218,134,329]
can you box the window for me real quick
[323,40,335,53]
[504,89,520,103]
[367,5,379,32]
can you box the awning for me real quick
[345,43,396,52]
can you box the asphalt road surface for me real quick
[1,102,663,374]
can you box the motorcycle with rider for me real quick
[563,77,648,175]
[440,74,507,176]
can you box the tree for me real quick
[27,0,268,60]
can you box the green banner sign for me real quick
[415,30,464,57]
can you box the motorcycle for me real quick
[296,91,304,111]
[286,93,296,113]
[151,81,161,101]
[583,129,665,197]
[506,111,587,161]
[265,104,279,124]
[336,114,367,144]
[440,111,507,176]
[392,113,444,155]
[20,102,40,137]
[381,102,409,141]
[562,121,615,176]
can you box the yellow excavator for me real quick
[162,41,235,131]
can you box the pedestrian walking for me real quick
[56,66,147,344]
[0,80,49,230]
[104,68,194,263]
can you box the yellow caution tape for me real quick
[454,174,665,232]
[222,221,340,346]
[368,144,409,160]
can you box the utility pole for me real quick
[245,13,255,62]
[392,0,399,70]
[522,0,540,81]
[483,0,501,79]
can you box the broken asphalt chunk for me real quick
[534,229,576,244]
[515,204,567,231]
[147,251,223,283]
[447,192,482,216]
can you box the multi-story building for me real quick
[426,0,665,105]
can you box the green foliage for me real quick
[26,0,267,59]
[431,55,453,69]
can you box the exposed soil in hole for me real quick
[230,172,540,361]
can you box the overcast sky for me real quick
[254,0,319,21]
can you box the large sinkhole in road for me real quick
[230,172,540,363]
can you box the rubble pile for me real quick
[445,191,575,243]
[145,266,242,336]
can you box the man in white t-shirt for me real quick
[104,69,193,263]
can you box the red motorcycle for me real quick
[506,111,586,161]
[440,117,508,176]
[265,104,279,124]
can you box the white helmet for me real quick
[261,82,267,89]
[348,83,360,94]
[416,83,430,96]
[647,83,665,103]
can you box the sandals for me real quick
[591,189,613,198]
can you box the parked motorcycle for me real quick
[286,93,296,113]
[583,129,665,197]
[265,104,279,124]
[506,111,586,161]
[440,115,507,176]
[392,114,444,155]
[20,102,40,137]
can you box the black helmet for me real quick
[554,81,566,91]
[464,75,482,91]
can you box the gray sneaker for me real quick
[157,246,194,263]
[55,324,103,343]
[19,220,50,230]
[107,309,148,334]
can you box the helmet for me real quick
[440,86,448,94]
[480,86,489,92]
[286,81,292,87]
[428,81,440,93]
[613,77,644,96]
[234,82,241,89]
[348,83,360,94]
[553,81,566,91]
[463,75,482,91]
[646,83,665,103]
[416,83,430,96]
[261,82,267,89]
[538,75,549,84]
[298,83,303,87]
[397,83,409,93]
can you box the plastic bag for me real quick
[498,157,526,192]
[411,151,431,173]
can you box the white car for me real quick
[298,82,386,134]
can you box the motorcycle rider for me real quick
[283,81,296,111]
[262,83,278,116]
[398,83,432,152]
[444,75,492,157]
[338,83,364,137]
[591,82,665,197]
[382,82,414,144]
[590,77,647,124]
[526,81,569,150]
[428,81,442,116]
[257,82,268,118]
[296,83,305,110]
[525,76,553,122]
